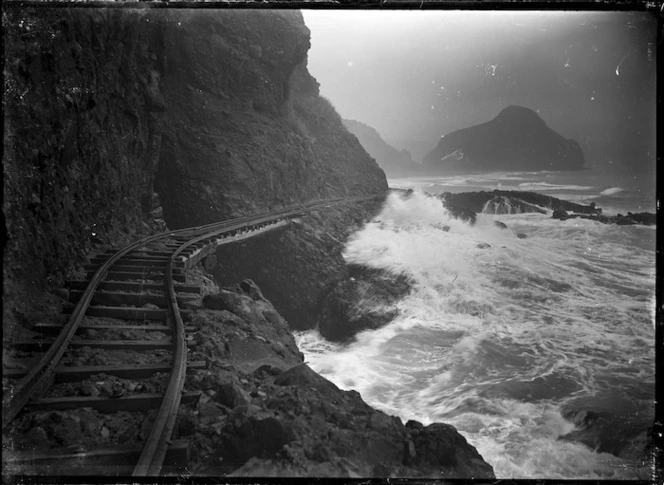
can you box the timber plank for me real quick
[4,361,205,381]
[67,280,200,294]
[26,391,201,413]
[14,339,172,351]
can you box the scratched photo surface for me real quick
[3,5,657,480]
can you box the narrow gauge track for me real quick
[3,197,378,476]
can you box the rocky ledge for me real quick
[181,275,495,477]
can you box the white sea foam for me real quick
[297,190,655,479]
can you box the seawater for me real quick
[295,171,656,479]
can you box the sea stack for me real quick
[423,105,585,172]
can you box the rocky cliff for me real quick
[3,7,386,331]
[342,119,419,176]
[155,10,386,229]
[423,105,585,172]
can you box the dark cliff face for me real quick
[154,10,386,228]
[423,105,585,172]
[3,8,166,317]
[342,119,418,176]
[3,7,386,321]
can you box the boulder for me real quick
[318,266,411,342]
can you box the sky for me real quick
[302,9,656,172]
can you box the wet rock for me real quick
[476,242,491,249]
[442,225,451,232]
[318,265,411,342]
[494,221,508,229]
[516,233,528,239]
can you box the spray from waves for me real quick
[297,190,655,479]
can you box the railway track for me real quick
[2,196,381,476]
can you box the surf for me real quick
[296,189,655,479]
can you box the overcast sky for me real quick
[302,9,656,171]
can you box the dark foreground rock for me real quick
[182,278,495,477]
[318,265,413,342]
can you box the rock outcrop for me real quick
[318,265,412,342]
[440,190,654,227]
[185,279,495,477]
[211,197,391,332]
[156,10,387,229]
[343,119,419,176]
[423,106,585,172]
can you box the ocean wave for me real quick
[298,191,655,479]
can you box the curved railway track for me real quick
[3,197,379,476]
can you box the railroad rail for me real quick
[2,195,382,476]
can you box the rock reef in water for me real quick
[436,190,655,227]
[318,264,413,342]
[423,106,585,172]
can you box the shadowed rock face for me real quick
[155,10,387,229]
[423,105,585,172]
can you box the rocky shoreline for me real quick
[180,275,495,477]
